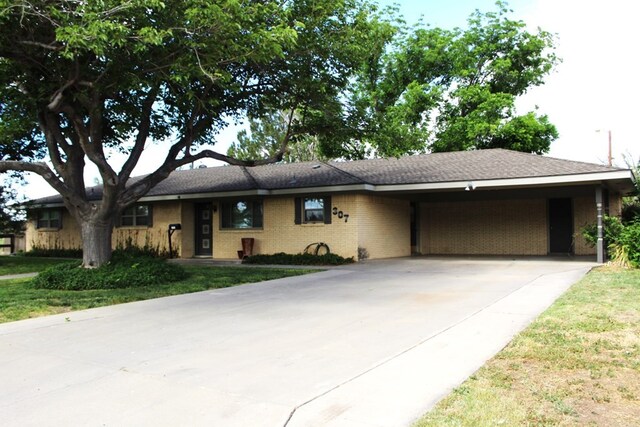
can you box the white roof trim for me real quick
[22,170,634,208]
[374,170,634,193]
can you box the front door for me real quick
[548,198,573,254]
[195,203,212,256]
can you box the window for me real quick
[221,200,263,229]
[294,196,331,224]
[36,209,62,229]
[120,205,152,227]
[304,198,325,222]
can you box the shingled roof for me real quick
[29,149,633,205]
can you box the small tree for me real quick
[0,0,380,267]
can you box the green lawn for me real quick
[0,265,315,323]
[0,256,76,275]
[415,267,640,427]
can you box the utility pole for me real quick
[596,129,613,166]
[607,130,612,166]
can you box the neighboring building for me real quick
[24,149,635,262]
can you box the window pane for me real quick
[221,200,263,229]
[37,210,61,228]
[121,216,134,226]
[135,205,149,216]
[232,201,252,228]
[135,215,149,226]
[304,198,324,222]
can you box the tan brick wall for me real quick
[211,194,360,259]
[420,199,548,255]
[609,192,622,216]
[26,202,184,255]
[180,202,195,258]
[573,192,625,256]
[26,209,82,251]
[112,201,182,254]
[356,195,411,259]
[573,196,596,255]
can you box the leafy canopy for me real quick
[0,0,382,266]
[318,2,560,159]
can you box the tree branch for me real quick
[119,88,158,183]
[18,40,62,51]
[118,147,285,207]
[0,160,84,207]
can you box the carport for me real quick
[397,175,634,262]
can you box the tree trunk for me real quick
[80,219,114,268]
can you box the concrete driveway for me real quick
[0,257,594,426]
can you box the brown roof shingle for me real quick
[30,149,626,204]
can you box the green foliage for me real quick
[114,237,168,259]
[321,2,559,159]
[581,215,625,248]
[582,216,640,267]
[25,246,83,258]
[0,184,24,233]
[0,0,381,266]
[1,265,313,323]
[33,253,187,290]
[227,110,328,162]
[244,252,354,266]
[0,256,74,275]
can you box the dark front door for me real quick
[549,198,573,254]
[195,203,212,256]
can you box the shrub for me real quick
[33,255,187,290]
[619,219,640,267]
[581,215,624,248]
[25,246,82,258]
[243,252,354,266]
[582,216,640,267]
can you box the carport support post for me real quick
[595,187,605,263]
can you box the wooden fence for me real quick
[0,234,26,255]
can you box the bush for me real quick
[33,255,187,290]
[25,247,82,258]
[243,252,354,266]
[582,216,640,267]
[619,219,640,267]
[581,215,625,248]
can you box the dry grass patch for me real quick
[415,267,640,427]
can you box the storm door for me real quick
[195,203,212,256]
[548,198,573,254]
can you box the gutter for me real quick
[19,170,635,208]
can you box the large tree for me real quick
[319,3,560,159]
[0,0,379,267]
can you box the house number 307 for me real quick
[332,207,349,223]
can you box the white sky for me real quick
[18,0,640,199]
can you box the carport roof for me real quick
[28,149,634,205]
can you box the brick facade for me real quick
[356,195,411,259]
[419,199,548,255]
[25,190,621,259]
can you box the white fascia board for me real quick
[19,202,66,209]
[269,184,374,195]
[373,170,634,193]
[139,184,374,201]
[138,189,271,202]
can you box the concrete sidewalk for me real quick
[0,272,37,280]
[0,258,594,426]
